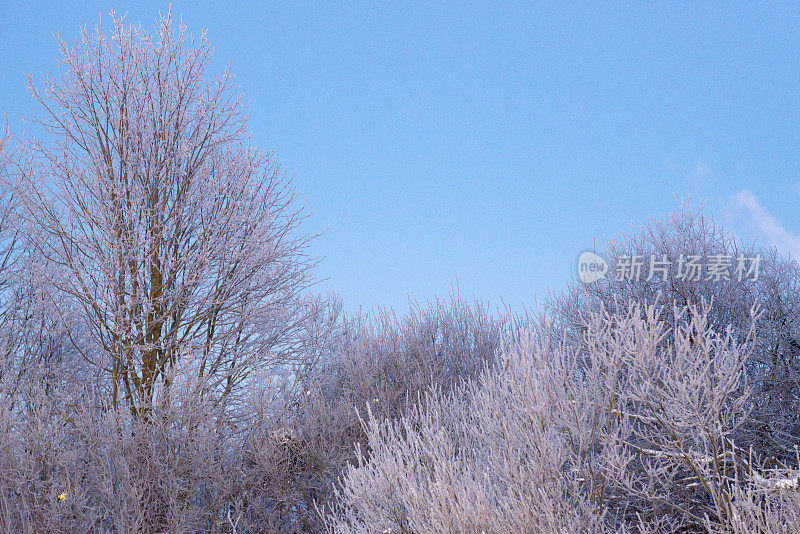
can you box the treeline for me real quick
[0,13,798,533]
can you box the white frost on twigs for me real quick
[751,471,800,491]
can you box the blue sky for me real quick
[2,1,799,313]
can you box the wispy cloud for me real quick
[693,161,712,180]
[731,190,800,260]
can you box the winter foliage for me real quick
[0,12,798,534]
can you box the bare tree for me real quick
[0,128,17,305]
[547,200,800,465]
[13,12,315,416]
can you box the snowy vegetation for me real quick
[0,13,798,533]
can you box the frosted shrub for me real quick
[714,482,800,533]
[548,201,800,466]
[240,293,510,532]
[330,300,800,533]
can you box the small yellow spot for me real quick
[373,398,379,403]
[306,390,311,395]
[58,492,68,502]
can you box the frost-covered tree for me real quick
[13,13,314,416]
[547,201,800,465]
[0,128,16,306]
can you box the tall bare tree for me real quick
[14,13,315,417]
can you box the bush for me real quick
[241,292,510,532]
[547,201,800,465]
[330,300,800,533]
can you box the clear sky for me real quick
[2,1,799,314]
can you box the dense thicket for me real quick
[330,205,800,533]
